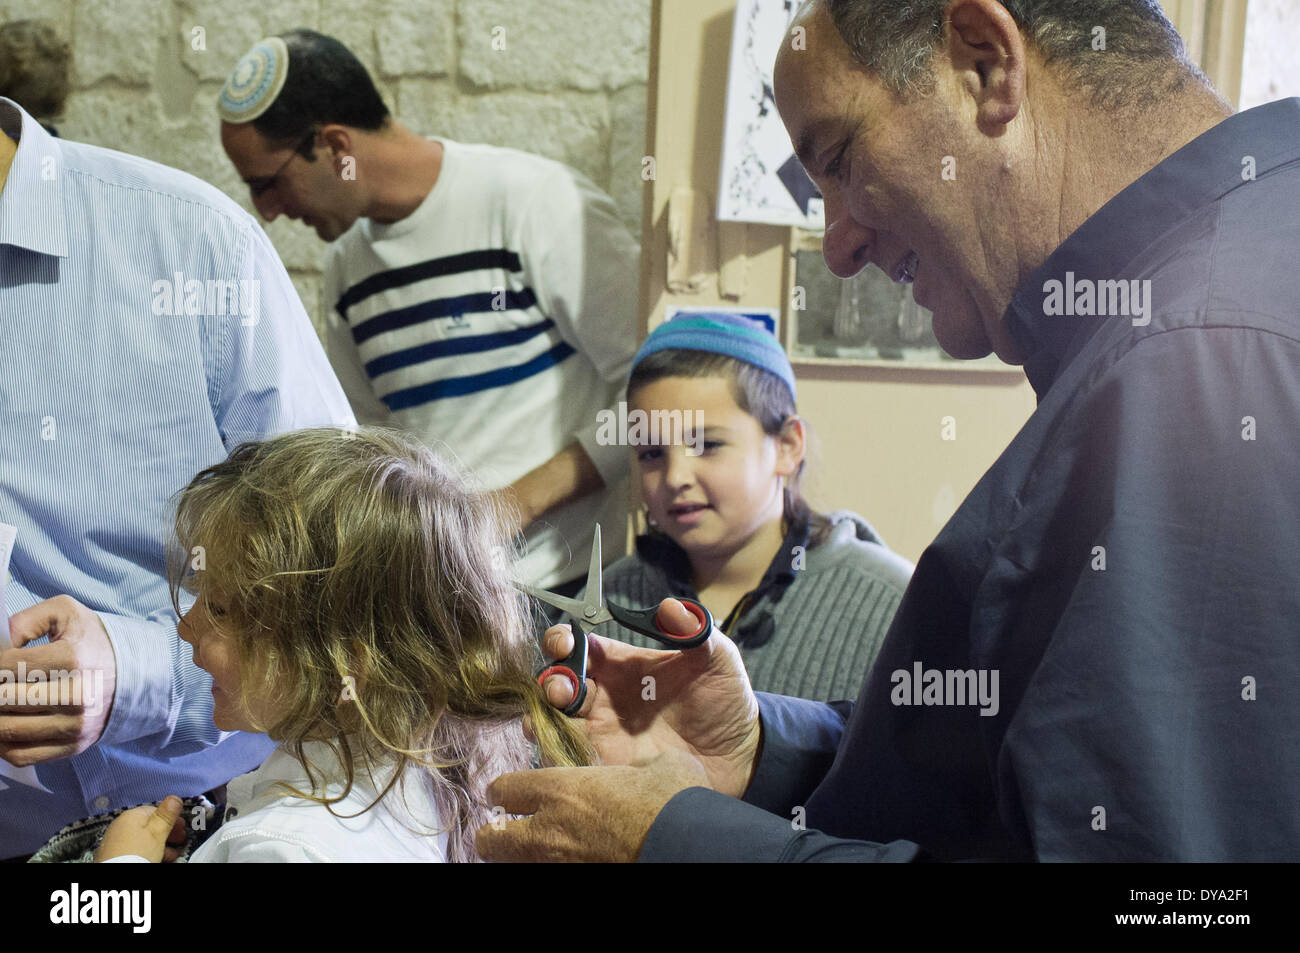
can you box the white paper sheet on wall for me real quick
[717,0,827,229]
[0,522,52,792]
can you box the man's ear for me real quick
[318,125,354,174]
[774,416,807,478]
[946,0,1026,131]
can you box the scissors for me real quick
[516,524,714,716]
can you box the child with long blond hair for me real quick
[93,426,590,863]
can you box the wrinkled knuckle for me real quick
[541,826,572,862]
[477,825,514,862]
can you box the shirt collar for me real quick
[227,739,355,811]
[0,97,69,258]
[1005,97,1300,399]
[634,515,811,609]
[223,738,435,832]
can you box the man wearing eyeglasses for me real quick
[0,94,353,860]
[218,30,640,595]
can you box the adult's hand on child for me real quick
[492,599,763,860]
[94,796,187,863]
[534,597,762,798]
[477,749,710,862]
[0,596,118,765]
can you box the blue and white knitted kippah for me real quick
[631,313,797,399]
[219,37,289,124]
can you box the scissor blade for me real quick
[584,524,603,617]
[514,581,590,622]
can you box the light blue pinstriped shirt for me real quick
[0,99,354,856]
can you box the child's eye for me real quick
[636,448,663,463]
[701,440,723,452]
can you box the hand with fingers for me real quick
[478,750,710,862]
[477,597,764,862]
[0,595,118,766]
[94,796,189,863]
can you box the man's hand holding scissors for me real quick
[476,596,763,862]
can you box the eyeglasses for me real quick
[246,129,317,199]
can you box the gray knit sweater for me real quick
[583,511,914,702]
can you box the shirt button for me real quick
[92,796,110,811]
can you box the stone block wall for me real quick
[0,0,650,337]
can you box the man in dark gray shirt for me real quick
[476,0,1300,862]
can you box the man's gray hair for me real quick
[825,0,1199,107]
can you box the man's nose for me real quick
[821,194,874,279]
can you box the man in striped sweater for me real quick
[218,30,639,591]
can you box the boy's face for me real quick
[630,376,800,561]
[178,586,259,733]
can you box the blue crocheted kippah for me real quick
[632,313,796,399]
[219,38,290,124]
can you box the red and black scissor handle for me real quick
[537,660,590,717]
[607,598,712,649]
[536,599,713,717]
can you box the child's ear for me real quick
[774,416,806,477]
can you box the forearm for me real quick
[508,441,605,528]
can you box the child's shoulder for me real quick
[804,510,914,592]
[192,743,447,863]
[193,817,337,863]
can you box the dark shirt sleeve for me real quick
[639,692,919,861]
[741,693,852,815]
[639,787,922,861]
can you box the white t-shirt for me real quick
[323,139,639,587]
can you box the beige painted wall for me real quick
[1160,0,1249,106]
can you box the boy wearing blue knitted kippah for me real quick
[588,315,914,702]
